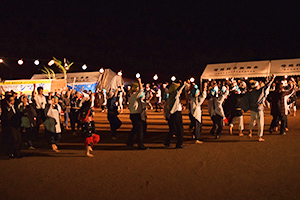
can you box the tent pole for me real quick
[200,76,202,92]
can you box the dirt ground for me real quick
[1,102,300,200]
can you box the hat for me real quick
[250,80,259,88]
[129,83,139,93]
[168,83,180,93]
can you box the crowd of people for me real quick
[0,75,299,158]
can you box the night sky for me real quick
[1,1,300,83]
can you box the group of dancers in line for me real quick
[0,74,298,158]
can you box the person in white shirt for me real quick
[189,83,207,144]
[126,78,148,150]
[43,96,62,152]
[33,86,47,138]
[208,85,229,139]
[164,81,186,148]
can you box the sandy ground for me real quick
[1,102,300,200]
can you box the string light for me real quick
[18,59,24,65]
[34,59,39,65]
[48,60,55,66]
[82,64,87,70]
[171,76,176,82]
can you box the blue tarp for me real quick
[67,82,97,93]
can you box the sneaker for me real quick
[175,145,186,149]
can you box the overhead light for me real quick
[18,59,24,65]
[153,74,158,80]
[99,68,104,73]
[171,76,176,82]
[34,59,39,65]
[82,64,87,70]
[136,73,140,78]
[190,77,195,83]
[118,71,122,76]
[48,60,55,66]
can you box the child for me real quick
[79,94,100,157]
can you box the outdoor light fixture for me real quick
[209,78,212,81]
[0,59,3,63]
[118,71,122,76]
[284,75,288,79]
[190,77,195,83]
[99,68,104,73]
[48,60,55,66]
[171,76,176,82]
[245,77,248,80]
[82,64,87,70]
[153,74,158,81]
[34,59,39,65]
[226,77,229,80]
[136,73,140,78]
[18,59,24,65]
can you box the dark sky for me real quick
[1,1,300,82]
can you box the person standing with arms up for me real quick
[127,77,148,150]
[164,81,186,148]
[243,74,276,142]
[208,85,229,139]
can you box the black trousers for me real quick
[127,114,145,148]
[210,114,223,136]
[165,111,184,147]
[270,114,287,134]
[2,126,22,157]
[70,111,80,131]
[280,115,288,134]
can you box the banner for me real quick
[0,79,52,94]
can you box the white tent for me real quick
[31,71,100,84]
[270,58,300,77]
[201,60,270,80]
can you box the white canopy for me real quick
[201,58,300,80]
[201,60,270,80]
[270,58,300,77]
[31,71,100,84]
